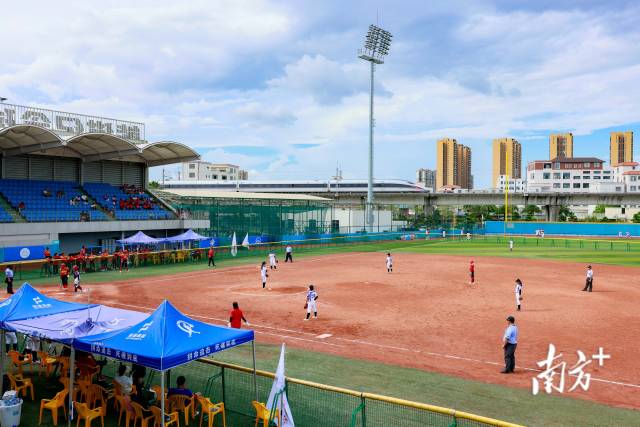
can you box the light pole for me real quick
[359,24,392,232]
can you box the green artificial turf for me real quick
[10,236,640,426]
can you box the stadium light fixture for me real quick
[358,25,392,231]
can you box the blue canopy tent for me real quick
[162,229,209,243]
[74,300,257,427]
[0,283,95,394]
[116,231,162,245]
[5,305,147,344]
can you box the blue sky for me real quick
[1,0,639,187]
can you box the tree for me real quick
[593,204,607,214]
[558,206,577,222]
[149,180,160,189]
[521,205,542,221]
[633,212,640,223]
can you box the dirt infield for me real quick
[44,252,640,409]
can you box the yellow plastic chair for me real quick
[176,251,185,263]
[74,402,104,427]
[196,395,226,427]
[88,384,112,410]
[113,395,131,426]
[37,351,59,376]
[252,401,280,427]
[169,394,195,426]
[8,350,32,375]
[150,405,179,427]
[130,401,152,427]
[39,389,68,425]
[7,373,34,400]
[76,379,93,404]
[151,254,160,265]
[58,356,70,377]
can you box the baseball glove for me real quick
[304,302,308,309]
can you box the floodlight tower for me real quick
[359,25,392,232]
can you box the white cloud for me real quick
[2,1,640,188]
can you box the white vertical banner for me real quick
[267,344,295,427]
[231,232,238,257]
[242,233,250,249]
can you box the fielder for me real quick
[268,251,278,270]
[582,265,594,292]
[509,239,514,252]
[515,279,523,311]
[260,261,270,290]
[386,253,393,273]
[304,285,319,320]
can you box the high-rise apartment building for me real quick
[436,138,472,190]
[550,133,573,159]
[416,168,436,189]
[492,138,522,188]
[610,131,634,166]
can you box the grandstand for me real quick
[0,103,208,256]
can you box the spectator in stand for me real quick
[56,190,65,199]
[42,188,52,197]
[17,201,25,214]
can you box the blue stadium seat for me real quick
[82,182,174,221]
[0,179,108,223]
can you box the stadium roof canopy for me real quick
[0,124,199,167]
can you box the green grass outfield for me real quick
[15,236,640,426]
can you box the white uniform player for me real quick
[268,251,277,269]
[260,262,270,290]
[386,253,393,273]
[509,240,514,252]
[515,279,523,311]
[304,285,318,320]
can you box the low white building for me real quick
[526,157,624,193]
[496,175,526,192]
[181,161,248,181]
[612,162,640,192]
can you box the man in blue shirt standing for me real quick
[501,315,518,373]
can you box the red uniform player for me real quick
[469,260,475,285]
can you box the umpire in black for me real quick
[501,315,518,373]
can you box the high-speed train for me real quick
[161,179,431,194]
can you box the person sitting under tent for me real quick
[167,375,194,398]
[132,376,156,409]
[114,365,133,395]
